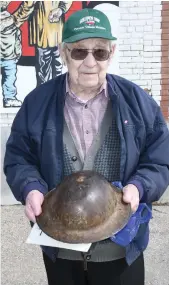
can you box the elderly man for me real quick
[4,8,169,285]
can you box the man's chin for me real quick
[79,79,99,88]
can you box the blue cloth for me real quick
[111,181,152,247]
[4,73,169,265]
[111,203,152,246]
[0,59,17,99]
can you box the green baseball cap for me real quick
[62,8,117,43]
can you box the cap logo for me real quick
[74,15,105,32]
[80,16,100,25]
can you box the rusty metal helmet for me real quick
[36,171,131,243]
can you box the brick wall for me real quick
[119,1,162,106]
[161,1,169,121]
[0,113,15,126]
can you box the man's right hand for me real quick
[25,190,44,223]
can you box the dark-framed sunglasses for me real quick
[66,46,111,61]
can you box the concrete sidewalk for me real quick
[1,205,169,285]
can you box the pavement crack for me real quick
[153,209,167,214]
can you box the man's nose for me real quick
[83,52,97,67]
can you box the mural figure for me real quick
[12,1,72,86]
[0,1,118,109]
[0,1,22,107]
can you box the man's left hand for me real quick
[122,184,140,213]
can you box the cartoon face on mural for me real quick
[0,1,119,110]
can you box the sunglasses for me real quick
[66,46,111,61]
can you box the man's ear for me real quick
[107,44,116,66]
[111,44,116,57]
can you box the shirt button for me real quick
[84,104,88,109]
[86,255,91,260]
[86,130,89,134]
[71,156,77,162]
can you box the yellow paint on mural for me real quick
[13,1,72,48]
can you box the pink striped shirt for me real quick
[64,76,109,160]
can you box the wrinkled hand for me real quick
[48,8,62,23]
[122,184,140,213]
[25,190,44,223]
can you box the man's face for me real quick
[62,38,116,89]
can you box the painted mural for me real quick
[0,1,119,112]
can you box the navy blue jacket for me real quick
[4,73,169,265]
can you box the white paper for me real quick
[26,223,92,252]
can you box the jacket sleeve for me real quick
[12,1,36,28]
[127,106,169,204]
[3,98,48,205]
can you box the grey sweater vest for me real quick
[58,102,125,262]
